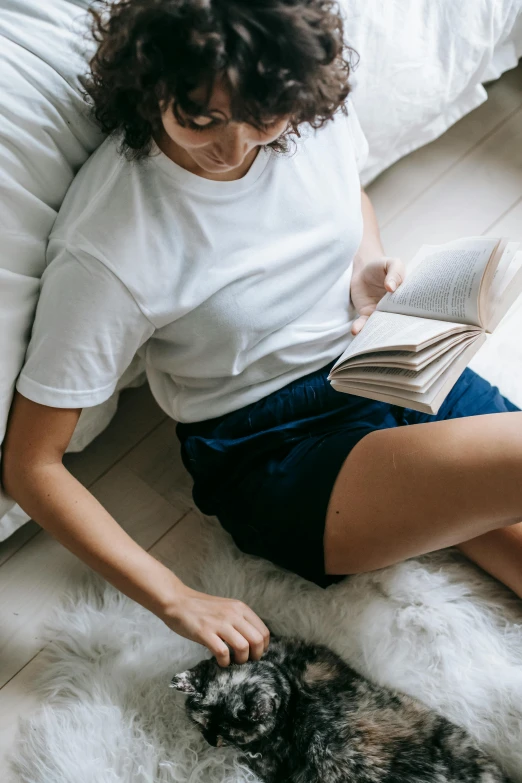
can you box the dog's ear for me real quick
[169,669,199,694]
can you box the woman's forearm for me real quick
[6,461,186,619]
[355,187,385,268]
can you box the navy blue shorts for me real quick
[176,362,519,589]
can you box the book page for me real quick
[333,335,477,392]
[343,331,475,371]
[376,237,500,327]
[329,310,472,375]
[486,247,522,331]
[331,335,487,415]
[488,243,519,297]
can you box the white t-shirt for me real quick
[16,101,369,423]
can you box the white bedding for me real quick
[0,0,149,540]
[0,0,521,541]
[339,0,522,184]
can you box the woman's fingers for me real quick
[163,588,271,667]
[352,314,369,335]
[384,256,406,291]
[241,607,271,653]
[215,623,265,666]
[232,617,268,661]
[206,605,270,667]
[209,634,234,668]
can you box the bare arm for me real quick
[1,391,269,665]
[349,188,406,335]
[1,391,186,617]
[355,187,386,267]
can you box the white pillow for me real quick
[0,1,148,540]
[340,0,522,185]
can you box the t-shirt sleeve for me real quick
[16,246,155,408]
[346,97,369,174]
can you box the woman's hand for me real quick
[350,256,406,335]
[163,584,270,667]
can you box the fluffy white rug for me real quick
[8,297,522,783]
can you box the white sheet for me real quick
[340,0,522,184]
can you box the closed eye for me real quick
[187,120,217,133]
[187,116,281,134]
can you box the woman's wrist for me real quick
[353,243,385,271]
[353,231,386,270]
[4,458,189,625]
[86,528,188,621]
[142,556,188,620]
[355,188,386,269]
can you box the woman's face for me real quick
[159,77,290,175]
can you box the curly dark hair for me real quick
[83,0,357,160]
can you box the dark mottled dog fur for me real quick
[170,629,512,783]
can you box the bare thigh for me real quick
[324,411,522,575]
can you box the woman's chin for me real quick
[202,155,229,169]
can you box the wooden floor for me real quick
[1,64,521,779]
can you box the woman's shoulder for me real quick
[331,97,369,174]
[297,97,369,175]
[46,135,184,322]
[50,135,161,247]
[50,136,122,240]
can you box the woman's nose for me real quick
[215,126,251,166]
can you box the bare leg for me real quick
[456,524,522,597]
[324,411,522,597]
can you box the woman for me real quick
[3,0,522,669]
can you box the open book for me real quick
[328,236,522,414]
